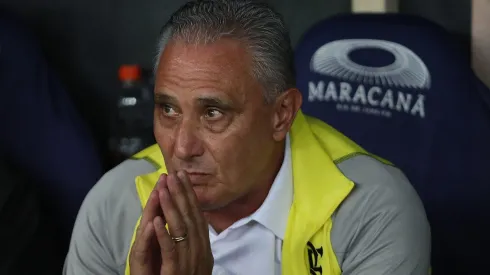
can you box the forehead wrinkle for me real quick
[155,39,259,106]
[158,67,241,98]
[162,39,251,71]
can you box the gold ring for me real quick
[171,233,188,243]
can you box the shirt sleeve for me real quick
[63,187,119,275]
[63,159,157,275]
[333,156,431,275]
[340,198,431,275]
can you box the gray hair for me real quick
[154,0,295,102]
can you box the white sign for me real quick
[308,39,430,118]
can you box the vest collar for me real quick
[288,110,354,233]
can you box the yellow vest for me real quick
[125,110,381,275]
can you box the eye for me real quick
[161,104,179,117]
[205,108,223,120]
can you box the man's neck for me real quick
[204,143,285,234]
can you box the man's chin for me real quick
[193,186,216,209]
[197,200,223,212]
[193,187,226,212]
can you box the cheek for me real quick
[154,124,175,156]
[209,132,256,176]
[226,117,275,169]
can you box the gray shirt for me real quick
[63,154,430,275]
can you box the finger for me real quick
[177,171,207,223]
[176,170,199,204]
[167,172,195,231]
[138,190,161,238]
[130,221,155,267]
[159,176,188,244]
[177,171,209,239]
[177,171,211,260]
[140,174,167,230]
[154,216,178,273]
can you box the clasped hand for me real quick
[129,171,214,275]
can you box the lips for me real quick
[186,172,212,185]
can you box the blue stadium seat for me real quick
[295,13,490,274]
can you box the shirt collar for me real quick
[250,134,293,240]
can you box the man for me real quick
[64,1,430,274]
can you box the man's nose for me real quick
[174,119,204,161]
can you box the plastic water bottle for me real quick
[109,65,154,164]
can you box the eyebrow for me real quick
[154,92,233,110]
[196,97,233,110]
[154,93,177,105]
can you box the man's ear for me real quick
[271,88,302,141]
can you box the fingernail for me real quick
[177,170,185,179]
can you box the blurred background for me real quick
[0,0,473,170]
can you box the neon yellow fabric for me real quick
[125,110,375,275]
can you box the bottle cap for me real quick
[118,65,141,81]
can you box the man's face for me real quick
[153,38,288,210]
